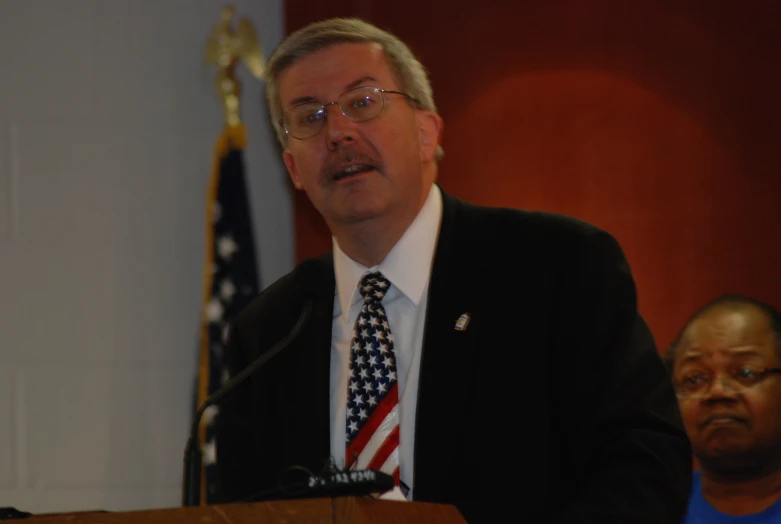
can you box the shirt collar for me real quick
[333,184,443,322]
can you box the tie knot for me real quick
[359,272,391,302]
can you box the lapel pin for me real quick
[454,313,471,331]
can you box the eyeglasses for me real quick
[674,366,781,399]
[280,85,420,140]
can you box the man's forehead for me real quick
[687,306,768,340]
[279,42,393,103]
[678,346,767,361]
[678,325,776,364]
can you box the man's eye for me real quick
[682,374,708,385]
[733,368,761,383]
[302,111,323,125]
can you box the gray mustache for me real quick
[321,153,381,183]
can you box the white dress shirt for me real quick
[329,184,443,501]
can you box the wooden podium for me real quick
[22,497,467,523]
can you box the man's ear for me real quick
[417,110,443,163]
[283,149,304,190]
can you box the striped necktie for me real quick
[345,272,400,486]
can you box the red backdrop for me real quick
[284,0,781,352]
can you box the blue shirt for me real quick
[684,471,781,523]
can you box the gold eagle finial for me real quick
[205,5,264,127]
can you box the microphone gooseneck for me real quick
[182,298,315,507]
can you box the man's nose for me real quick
[704,375,740,401]
[324,103,358,148]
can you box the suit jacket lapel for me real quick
[278,255,335,473]
[413,189,480,500]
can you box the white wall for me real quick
[0,0,290,514]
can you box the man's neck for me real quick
[332,181,435,268]
[701,467,781,515]
[333,210,415,268]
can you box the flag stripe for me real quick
[380,448,400,478]
[366,425,399,471]
[353,404,399,470]
[346,383,398,467]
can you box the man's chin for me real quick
[700,434,751,457]
[341,207,385,224]
[336,197,389,224]
[696,445,767,477]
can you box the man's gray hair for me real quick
[264,17,443,160]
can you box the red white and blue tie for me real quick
[345,272,400,486]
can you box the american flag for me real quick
[197,123,259,503]
[345,272,400,485]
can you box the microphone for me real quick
[182,297,315,507]
[304,468,395,499]
[238,466,395,503]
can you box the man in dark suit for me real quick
[215,17,692,522]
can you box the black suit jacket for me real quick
[215,187,692,523]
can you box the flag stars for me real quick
[220,279,236,301]
[203,405,219,426]
[206,297,224,322]
[203,439,217,466]
[217,234,239,261]
[201,156,260,497]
